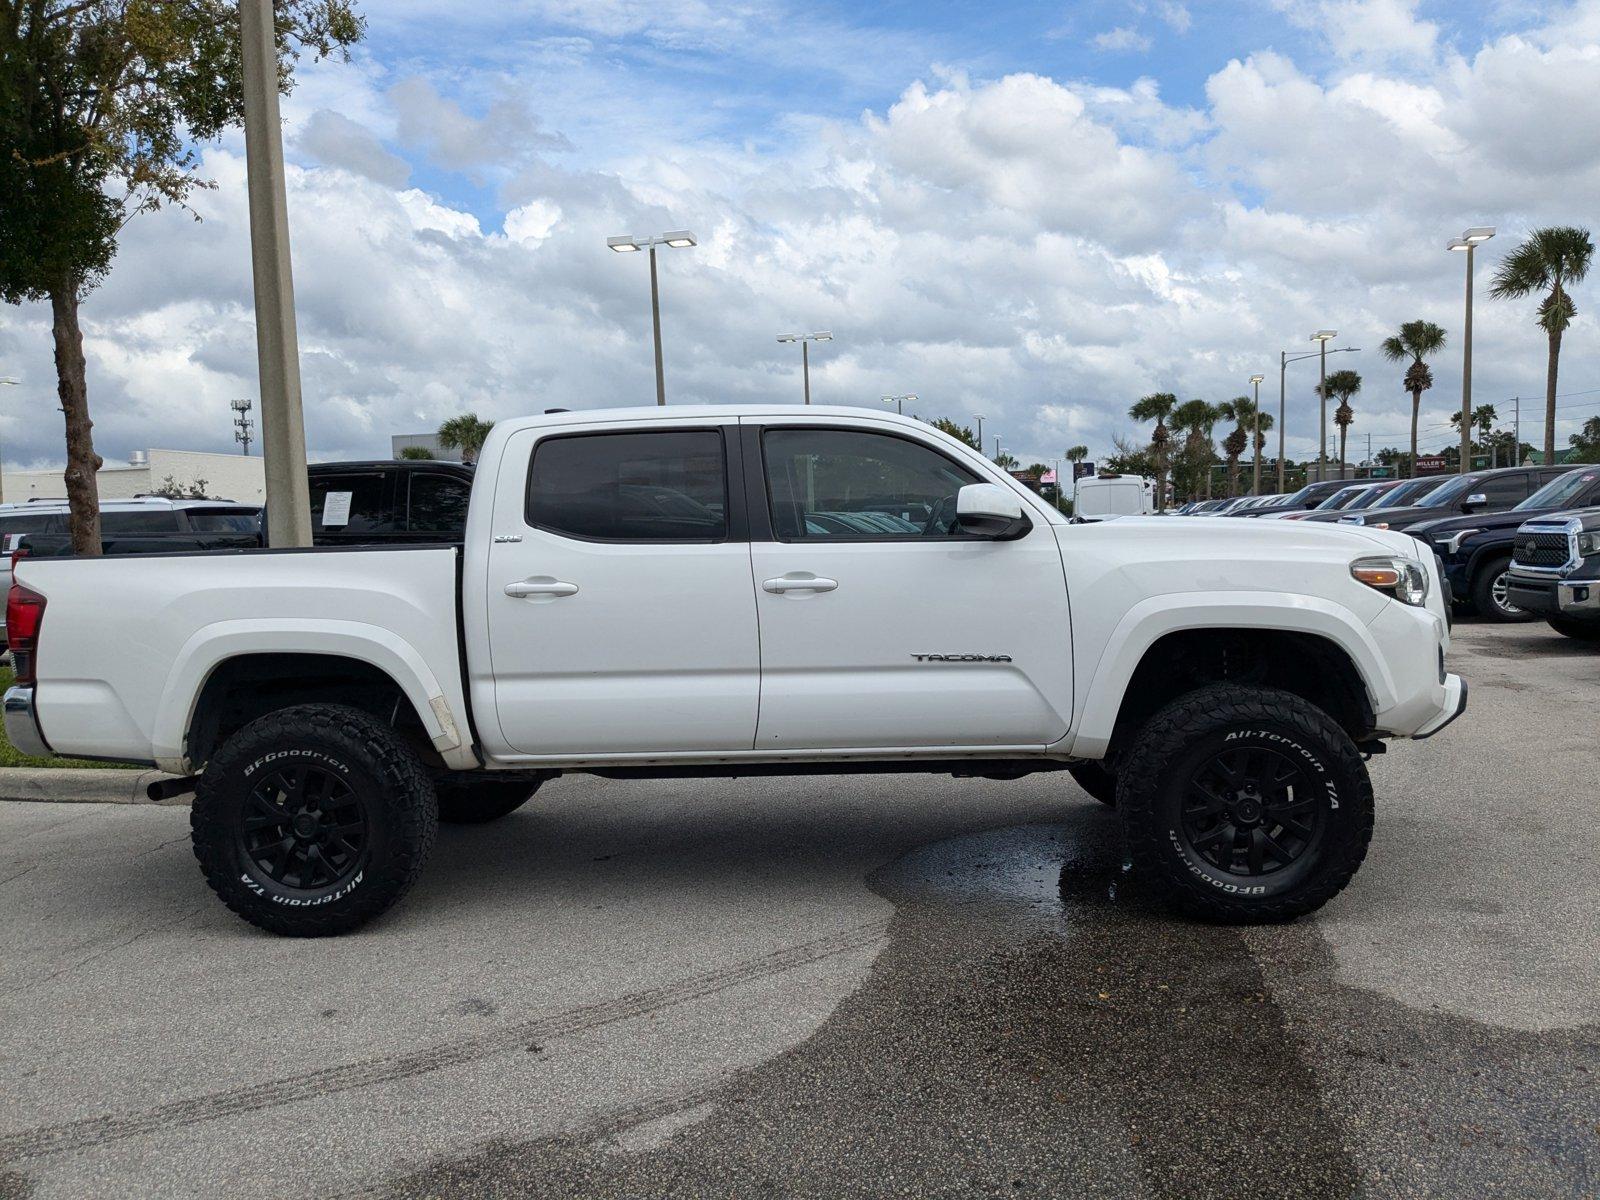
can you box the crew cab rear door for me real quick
[743,419,1073,751]
[480,421,760,757]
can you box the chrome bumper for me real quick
[1558,579,1600,613]
[3,685,52,758]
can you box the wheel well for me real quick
[1105,629,1375,761]
[186,653,439,770]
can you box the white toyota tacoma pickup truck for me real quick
[4,406,1466,935]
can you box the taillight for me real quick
[7,581,46,685]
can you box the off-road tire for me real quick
[1548,616,1600,642]
[191,703,437,937]
[1470,554,1533,623]
[436,779,541,824]
[1117,684,1374,923]
[1067,761,1119,806]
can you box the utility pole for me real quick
[1449,228,1495,475]
[240,0,312,546]
[1513,396,1520,464]
[232,398,255,456]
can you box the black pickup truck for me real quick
[1505,506,1600,641]
[1408,466,1600,621]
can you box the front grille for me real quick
[1513,531,1573,569]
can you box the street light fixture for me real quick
[881,393,916,415]
[972,414,985,452]
[1277,342,1359,492]
[606,230,698,406]
[1449,226,1495,475]
[1249,374,1265,496]
[776,331,832,405]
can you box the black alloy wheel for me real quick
[1178,745,1323,878]
[238,764,369,892]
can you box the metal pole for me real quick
[801,340,810,405]
[993,435,1000,461]
[1278,352,1287,493]
[1513,396,1520,464]
[1460,244,1473,473]
[1318,341,1328,484]
[649,245,666,406]
[241,0,312,546]
[975,415,984,451]
[1252,376,1262,495]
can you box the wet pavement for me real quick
[1,618,1597,1198]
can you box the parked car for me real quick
[1338,465,1573,532]
[5,405,1465,935]
[0,497,260,646]
[1240,478,1352,517]
[1407,467,1600,621]
[1296,480,1408,522]
[1505,507,1600,641]
[1267,480,1384,521]
[306,460,475,545]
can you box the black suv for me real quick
[306,460,474,545]
[1407,466,1600,621]
[1334,465,1574,533]
[1505,507,1600,642]
[1235,478,1351,517]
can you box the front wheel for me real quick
[191,703,438,937]
[1117,684,1374,923]
[1471,556,1533,623]
[1548,616,1600,642]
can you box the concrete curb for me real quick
[0,767,183,804]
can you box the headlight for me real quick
[1436,529,1478,555]
[1351,555,1429,606]
[1579,531,1600,557]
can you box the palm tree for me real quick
[1172,399,1222,500]
[437,413,495,463]
[1128,392,1177,511]
[1379,320,1447,478]
[1490,227,1594,463]
[1218,396,1257,497]
[1064,444,1089,492]
[1450,404,1501,467]
[1322,369,1362,480]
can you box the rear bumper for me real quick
[1506,572,1600,616]
[3,685,52,758]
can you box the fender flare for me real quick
[1060,591,1393,759]
[152,619,472,773]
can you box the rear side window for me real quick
[310,474,395,533]
[407,473,472,534]
[0,514,63,538]
[526,430,727,542]
[1477,474,1528,504]
[187,511,261,533]
[101,511,182,533]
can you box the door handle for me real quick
[505,578,579,598]
[762,574,838,594]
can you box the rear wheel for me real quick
[191,704,437,937]
[436,777,544,824]
[1117,684,1374,922]
[1548,616,1600,642]
[1471,555,1533,623]
[1067,761,1118,806]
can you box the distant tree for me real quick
[151,475,212,499]
[1379,320,1447,478]
[1490,227,1594,464]
[398,446,435,461]
[995,451,1019,470]
[1128,393,1177,511]
[1322,369,1362,481]
[1103,434,1156,480]
[1171,399,1222,501]
[929,418,979,450]
[437,414,495,463]
[1569,416,1600,464]
[1066,445,1089,469]
[1024,462,1050,478]
[0,0,365,554]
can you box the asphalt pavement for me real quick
[0,618,1596,1198]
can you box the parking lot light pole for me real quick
[1249,373,1265,495]
[973,414,985,452]
[607,231,697,405]
[882,394,916,415]
[1279,341,1358,490]
[1311,331,1336,482]
[777,332,832,404]
[1449,227,1495,474]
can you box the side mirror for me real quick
[956,483,1031,539]
[1461,492,1489,512]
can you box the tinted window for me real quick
[101,511,181,533]
[187,510,262,532]
[0,514,63,538]
[310,474,395,533]
[527,431,726,542]
[1518,469,1600,510]
[408,474,472,534]
[763,428,980,540]
[1477,474,1528,504]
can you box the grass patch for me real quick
[0,666,141,769]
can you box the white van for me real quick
[1073,473,1153,521]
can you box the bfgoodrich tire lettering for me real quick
[191,703,438,937]
[1117,684,1374,922]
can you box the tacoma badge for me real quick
[911,653,1013,662]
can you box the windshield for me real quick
[1315,486,1365,510]
[1519,469,1600,510]
[1418,475,1476,507]
[1346,485,1399,510]
[1383,477,1447,506]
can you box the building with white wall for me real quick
[1,449,266,504]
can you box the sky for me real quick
[5,0,1600,475]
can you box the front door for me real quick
[746,421,1074,751]
[484,423,760,757]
